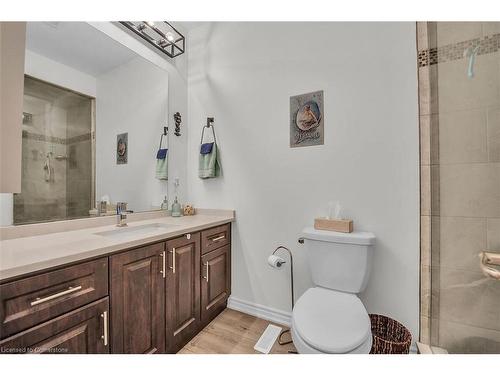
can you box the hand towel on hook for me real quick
[156,131,168,180]
[199,122,221,179]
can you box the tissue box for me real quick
[314,217,353,233]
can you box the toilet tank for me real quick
[301,227,376,293]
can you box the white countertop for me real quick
[0,212,234,282]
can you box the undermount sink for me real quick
[94,223,177,238]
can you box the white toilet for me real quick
[291,227,376,354]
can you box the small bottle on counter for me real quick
[99,201,107,216]
[171,197,182,217]
[160,196,169,211]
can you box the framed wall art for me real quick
[116,132,128,164]
[290,90,324,148]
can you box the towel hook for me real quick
[159,126,168,151]
[200,117,217,144]
[206,117,214,128]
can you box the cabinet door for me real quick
[110,242,165,354]
[201,245,231,325]
[0,298,109,354]
[165,233,200,352]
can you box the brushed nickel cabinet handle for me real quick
[212,235,225,242]
[203,262,209,283]
[160,251,166,278]
[479,251,500,280]
[170,248,176,274]
[483,251,500,266]
[101,310,108,346]
[30,285,82,306]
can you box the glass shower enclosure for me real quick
[418,22,500,353]
[14,76,95,224]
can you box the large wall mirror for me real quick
[11,22,169,225]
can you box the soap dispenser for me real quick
[171,177,182,217]
[160,196,169,211]
[171,196,182,217]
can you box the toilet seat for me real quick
[291,287,372,354]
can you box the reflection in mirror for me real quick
[11,22,169,225]
[16,77,94,224]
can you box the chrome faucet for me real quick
[116,202,128,227]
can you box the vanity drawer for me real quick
[0,258,108,339]
[0,297,109,354]
[0,297,110,354]
[201,223,231,255]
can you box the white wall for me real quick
[96,57,169,211]
[0,22,25,194]
[25,50,97,97]
[187,23,420,338]
[0,193,13,226]
[91,22,189,204]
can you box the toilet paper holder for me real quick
[270,246,295,308]
[269,245,295,347]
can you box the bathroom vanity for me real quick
[0,212,233,354]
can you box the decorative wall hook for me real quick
[174,112,182,136]
[206,117,214,128]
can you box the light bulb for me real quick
[165,32,175,42]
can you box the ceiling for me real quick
[174,22,208,32]
[26,22,138,77]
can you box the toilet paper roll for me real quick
[268,255,285,269]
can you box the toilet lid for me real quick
[292,287,371,353]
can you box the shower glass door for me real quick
[418,22,500,353]
[14,76,94,224]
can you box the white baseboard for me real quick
[227,296,292,327]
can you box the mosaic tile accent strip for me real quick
[67,133,92,144]
[22,131,92,145]
[22,130,66,145]
[418,33,500,67]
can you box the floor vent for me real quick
[253,324,282,354]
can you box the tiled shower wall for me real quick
[418,22,500,353]
[14,77,93,224]
[15,94,68,223]
[66,101,93,219]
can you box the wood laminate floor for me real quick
[179,308,297,354]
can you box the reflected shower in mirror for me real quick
[10,22,169,225]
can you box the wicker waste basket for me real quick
[369,314,412,354]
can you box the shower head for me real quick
[22,112,33,125]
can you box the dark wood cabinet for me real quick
[165,233,201,352]
[0,298,109,354]
[201,244,231,325]
[0,222,231,355]
[110,242,165,354]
